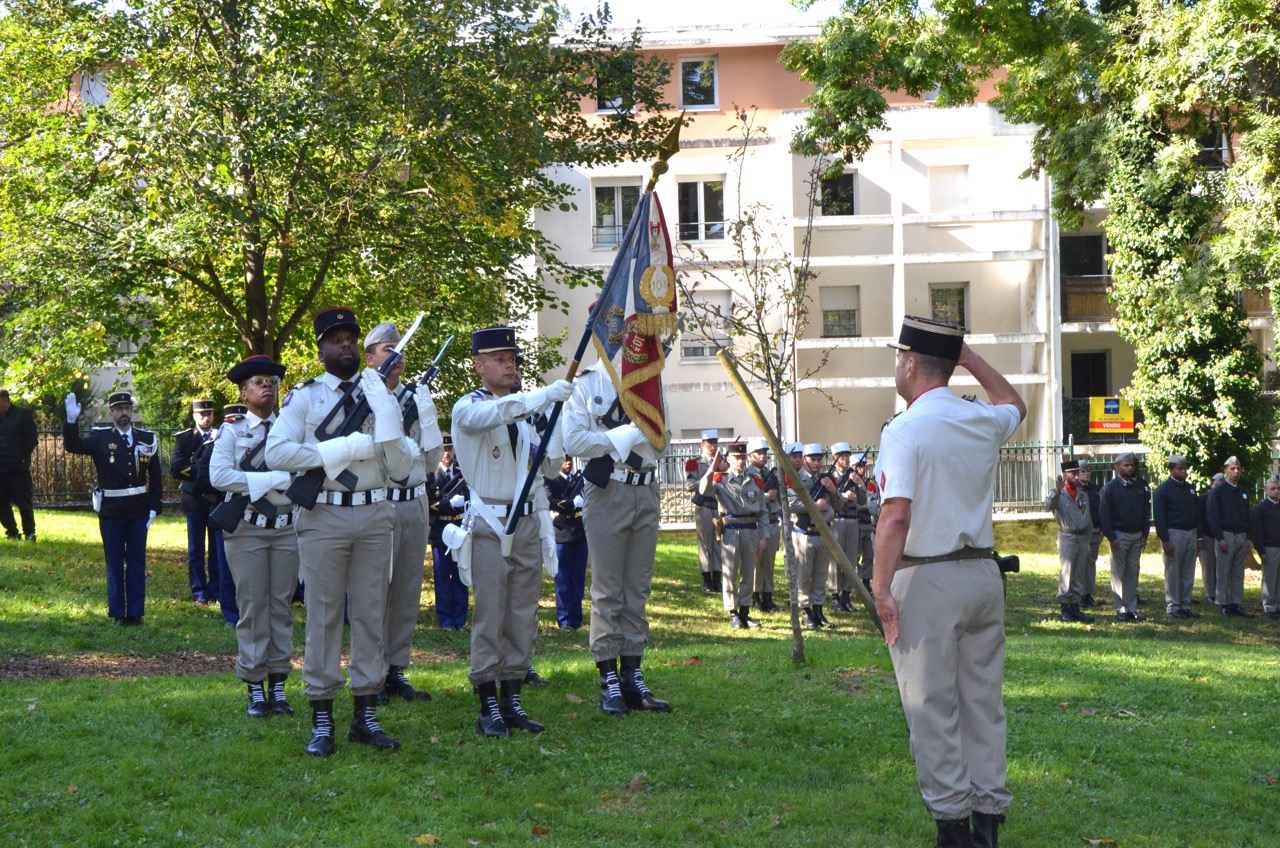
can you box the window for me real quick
[680,57,718,109]
[1060,234,1106,278]
[929,284,968,328]
[1194,125,1227,170]
[596,55,635,113]
[594,182,641,247]
[820,171,857,216]
[677,179,724,241]
[820,286,860,338]
[682,290,731,359]
[79,72,108,106]
[929,164,969,212]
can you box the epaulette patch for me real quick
[962,394,977,402]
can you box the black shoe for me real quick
[524,667,550,686]
[814,605,831,627]
[972,811,1005,848]
[1128,611,1143,622]
[123,616,143,626]
[729,611,744,629]
[802,607,821,630]
[935,817,973,848]
[306,700,336,757]
[841,591,856,612]
[475,683,511,737]
[861,578,872,593]
[1185,608,1201,619]
[737,606,761,630]
[619,657,671,712]
[598,669,628,716]
[1080,594,1097,609]
[1222,604,1253,618]
[751,592,762,611]
[1169,609,1194,620]
[499,680,544,734]
[383,665,432,702]
[348,694,399,750]
[760,592,781,612]
[1059,603,1092,623]
[701,573,716,593]
[246,681,271,718]
[267,673,293,716]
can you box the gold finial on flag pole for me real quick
[645,114,685,193]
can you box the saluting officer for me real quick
[700,441,766,630]
[265,307,416,756]
[562,358,672,715]
[1046,459,1094,624]
[209,355,300,718]
[63,390,163,625]
[789,443,841,629]
[172,398,224,606]
[451,327,571,737]
[685,430,723,593]
[827,442,861,613]
[747,437,782,613]
[428,435,470,631]
[364,322,444,704]
[545,457,589,631]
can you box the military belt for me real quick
[389,483,428,502]
[244,509,294,530]
[103,486,148,498]
[610,468,654,485]
[480,499,533,518]
[317,488,387,507]
[898,545,996,568]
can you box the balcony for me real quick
[1061,275,1114,323]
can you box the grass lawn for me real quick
[2,511,1278,847]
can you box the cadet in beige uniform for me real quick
[451,327,571,737]
[874,316,1024,848]
[209,355,300,718]
[827,442,861,613]
[685,430,723,592]
[789,443,841,629]
[700,442,766,629]
[265,307,416,756]
[747,437,782,613]
[563,363,672,715]
[1046,459,1094,624]
[363,322,444,704]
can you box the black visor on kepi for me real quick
[887,315,964,362]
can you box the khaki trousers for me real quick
[1109,531,1145,614]
[1163,528,1198,613]
[223,519,300,682]
[385,498,429,668]
[296,501,394,699]
[720,525,758,611]
[1215,531,1248,607]
[695,506,721,575]
[793,530,827,608]
[467,516,542,686]
[585,479,660,661]
[889,559,1011,820]
[1055,531,1089,604]
[829,518,859,593]
[754,522,780,593]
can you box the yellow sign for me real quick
[1089,397,1135,434]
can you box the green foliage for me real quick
[0,0,670,413]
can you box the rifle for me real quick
[208,437,276,533]
[286,312,424,509]
[401,334,453,431]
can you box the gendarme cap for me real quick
[313,307,360,343]
[222,402,248,419]
[472,326,518,355]
[888,315,965,362]
[191,398,215,413]
[107,391,133,408]
[226,355,286,384]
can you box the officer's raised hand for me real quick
[65,391,81,423]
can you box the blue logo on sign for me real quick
[1104,399,1120,414]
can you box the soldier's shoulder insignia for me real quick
[282,391,294,408]
[685,458,699,472]
[754,476,765,488]
[962,393,977,402]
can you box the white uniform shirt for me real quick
[562,366,668,469]
[877,387,1020,557]
[209,411,295,510]
[450,386,562,503]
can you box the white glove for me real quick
[524,379,574,412]
[65,392,81,423]
[572,494,584,509]
[449,494,466,509]
[414,385,443,451]
[146,509,157,529]
[316,432,375,480]
[605,423,645,458]
[540,510,558,578]
[246,470,292,502]
[414,384,438,422]
[360,368,403,443]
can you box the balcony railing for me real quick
[1061,274,1115,322]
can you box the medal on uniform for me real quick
[109,455,115,464]
[492,446,501,459]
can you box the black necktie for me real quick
[337,381,357,414]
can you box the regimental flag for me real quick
[589,189,678,450]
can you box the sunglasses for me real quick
[246,376,279,388]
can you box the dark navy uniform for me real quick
[172,399,223,605]
[427,446,470,630]
[63,393,163,624]
[545,467,588,630]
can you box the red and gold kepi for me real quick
[313,307,360,342]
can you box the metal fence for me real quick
[30,428,182,508]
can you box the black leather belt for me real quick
[725,522,758,531]
[899,546,995,567]
[792,528,821,537]
[435,511,463,522]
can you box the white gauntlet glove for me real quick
[360,368,403,443]
[572,494,584,509]
[316,432,375,480]
[414,385,443,451]
[147,509,157,529]
[524,380,574,413]
[540,510,558,578]
[246,470,292,502]
[449,494,466,509]
[605,423,645,458]
[64,392,81,423]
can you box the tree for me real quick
[783,0,1279,478]
[0,0,670,420]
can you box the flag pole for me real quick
[501,117,684,545]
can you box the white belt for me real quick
[389,483,428,502]
[480,500,533,518]
[244,510,294,529]
[317,488,387,507]
[610,468,655,485]
[103,486,147,497]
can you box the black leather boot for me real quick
[267,672,293,716]
[737,605,761,629]
[935,817,973,848]
[701,572,716,593]
[1070,603,1093,623]
[971,811,1004,848]
[862,578,872,593]
[246,681,271,718]
[475,681,510,737]
[383,665,432,702]
[349,693,400,750]
[620,656,671,712]
[306,699,336,757]
[711,571,723,592]
[814,604,830,627]
[499,679,544,733]
[802,607,820,630]
[597,659,628,715]
[760,592,780,612]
